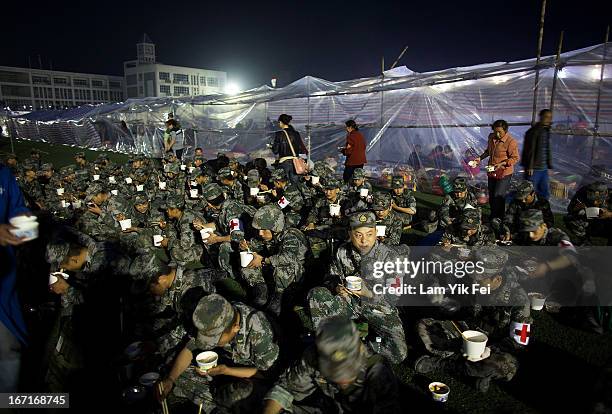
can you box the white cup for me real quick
[111,189,118,196]
[9,216,37,226]
[329,203,341,217]
[376,225,386,237]
[73,200,82,208]
[181,164,186,171]
[125,177,133,184]
[9,220,39,241]
[56,188,65,195]
[136,184,144,192]
[486,165,495,173]
[429,382,450,403]
[159,182,167,190]
[93,174,100,181]
[108,176,116,184]
[462,330,488,359]
[200,228,214,241]
[528,292,546,311]
[60,200,71,208]
[196,351,218,373]
[190,189,199,198]
[586,207,600,219]
[250,187,260,196]
[188,167,195,174]
[240,251,254,267]
[468,160,478,168]
[311,176,320,185]
[360,188,369,197]
[49,271,69,286]
[458,247,471,258]
[345,276,362,291]
[190,181,198,187]
[256,195,265,203]
[119,219,132,231]
[153,235,164,247]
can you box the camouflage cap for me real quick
[192,293,235,349]
[518,209,544,232]
[247,169,260,187]
[515,180,534,199]
[74,152,85,158]
[96,153,109,161]
[22,160,37,171]
[312,160,332,178]
[86,183,107,200]
[30,149,41,155]
[40,163,54,171]
[165,162,180,175]
[349,211,376,229]
[75,170,88,179]
[194,156,206,163]
[372,191,392,211]
[216,167,234,180]
[252,204,285,233]
[134,194,149,205]
[162,195,184,209]
[586,181,608,201]
[45,240,71,266]
[459,209,481,230]
[352,168,366,179]
[473,247,508,276]
[316,316,364,383]
[270,168,288,182]
[453,177,467,192]
[202,183,224,201]
[391,176,405,189]
[322,177,342,190]
[60,165,75,176]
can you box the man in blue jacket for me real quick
[0,162,31,392]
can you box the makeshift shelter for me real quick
[5,43,612,209]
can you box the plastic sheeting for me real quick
[6,43,612,210]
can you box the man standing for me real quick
[341,120,367,183]
[522,109,553,200]
[0,163,30,392]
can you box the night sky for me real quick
[3,0,610,89]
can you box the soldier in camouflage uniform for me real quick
[304,178,350,259]
[160,195,204,267]
[270,168,305,228]
[28,148,42,169]
[263,315,400,414]
[371,191,403,246]
[344,168,372,213]
[77,183,118,240]
[307,212,408,364]
[500,180,554,241]
[241,204,309,315]
[390,175,417,227]
[18,160,44,210]
[3,153,19,175]
[437,177,479,229]
[415,247,527,392]
[440,209,496,247]
[564,181,612,246]
[158,293,280,413]
[217,166,245,203]
[73,152,90,172]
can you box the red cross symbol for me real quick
[279,196,287,204]
[515,324,530,343]
[391,277,401,288]
[229,219,240,231]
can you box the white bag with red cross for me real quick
[510,321,531,346]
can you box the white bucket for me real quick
[9,216,37,226]
[200,228,213,241]
[108,176,116,184]
[180,164,186,171]
[158,182,167,190]
[125,177,133,184]
[110,189,118,196]
[61,200,71,208]
[462,330,488,359]
[256,195,265,203]
[153,235,164,247]
[136,184,144,192]
[311,176,320,185]
[190,189,199,198]
[49,271,69,285]
[56,188,65,195]
[250,187,259,196]
[376,225,386,237]
[360,188,369,197]
[119,219,132,231]
[586,207,600,219]
[429,382,450,403]
[196,351,218,373]
[329,203,341,217]
[188,167,195,174]
[240,251,254,267]
[345,276,362,291]
[93,174,100,181]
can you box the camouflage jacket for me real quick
[504,196,554,234]
[375,210,404,246]
[438,191,479,227]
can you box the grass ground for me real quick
[3,137,612,413]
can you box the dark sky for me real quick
[3,0,610,89]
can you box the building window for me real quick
[173,86,190,95]
[173,73,189,84]
[160,85,171,94]
[1,85,32,97]
[159,72,170,81]
[138,86,144,94]
[53,77,68,85]
[126,74,137,86]
[0,70,30,84]
[109,81,122,89]
[207,77,219,87]
[32,75,51,85]
[200,76,206,85]
[138,73,143,81]
[74,78,89,87]
[92,79,106,88]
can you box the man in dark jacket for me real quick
[522,109,553,200]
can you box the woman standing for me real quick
[473,120,519,220]
[272,114,308,184]
[341,120,367,182]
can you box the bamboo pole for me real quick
[390,46,409,70]
[549,31,564,114]
[591,26,610,165]
[531,0,547,126]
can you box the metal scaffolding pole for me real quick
[531,0,547,126]
[549,31,564,114]
[591,26,610,165]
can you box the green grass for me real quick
[3,137,612,413]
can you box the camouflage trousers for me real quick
[171,366,266,413]
[307,287,408,364]
[564,216,612,245]
[444,350,518,382]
